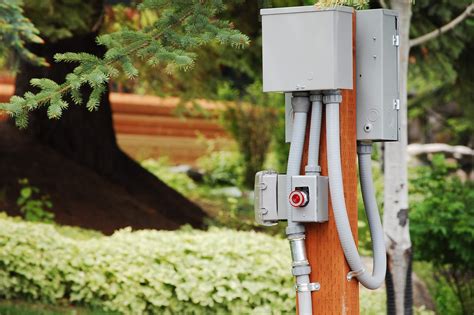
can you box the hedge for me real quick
[0,215,295,314]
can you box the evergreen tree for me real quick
[0,0,248,231]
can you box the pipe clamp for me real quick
[347,268,365,281]
[295,282,320,292]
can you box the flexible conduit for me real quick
[307,94,323,172]
[326,99,386,290]
[286,100,312,314]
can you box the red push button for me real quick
[289,190,308,207]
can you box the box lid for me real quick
[261,5,353,16]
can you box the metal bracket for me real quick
[347,268,365,281]
[392,34,399,46]
[393,98,400,110]
[296,282,321,292]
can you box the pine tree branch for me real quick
[32,10,195,108]
[409,3,474,48]
[0,0,47,66]
[0,0,250,128]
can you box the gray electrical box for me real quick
[261,6,353,92]
[254,170,279,226]
[356,9,400,142]
[254,171,328,225]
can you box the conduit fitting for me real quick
[305,165,321,174]
[292,265,311,276]
[291,92,310,113]
[323,90,342,104]
[286,225,305,236]
[288,234,309,267]
[357,142,372,155]
[309,92,322,102]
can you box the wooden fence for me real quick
[0,83,231,165]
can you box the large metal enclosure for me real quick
[261,6,353,92]
[356,9,400,141]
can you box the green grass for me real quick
[0,300,115,315]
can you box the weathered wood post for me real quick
[302,13,359,314]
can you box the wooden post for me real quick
[301,13,359,314]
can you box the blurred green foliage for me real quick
[21,0,97,42]
[220,84,279,188]
[197,151,243,187]
[0,299,111,315]
[414,261,463,315]
[16,178,54,223]
[0,0,46,66]
[410,154,474,314]
[141,157,254,227]
[408,0,474,145]
[0,214,296,314]
[142,158,198,196]
[0,213,435,314]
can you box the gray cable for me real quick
[357,143,387,288]
[286,95,312,314]
[326,99,386,290]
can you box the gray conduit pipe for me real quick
[357,143,386,288]
[324,90,386,290]
[286,92,312,314]
[306,93,323,174]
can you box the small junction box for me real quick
[254,171,328,225]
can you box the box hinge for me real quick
[393,99,400,110]
[392,34,400,47]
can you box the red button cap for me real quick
[289,190,308,207]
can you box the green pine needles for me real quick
[0,0,47,66]
[0,0,249,128]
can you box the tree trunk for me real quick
[11,6,206,231]
[384,1,413,314]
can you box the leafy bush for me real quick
[197,151,243,187]
[410,154,474,314]
[16,178,54,223]
[268,106,289,174]
[0,215,295,314]
[220,82,279,189]
[414,262,462,315]
[141,158,197,196]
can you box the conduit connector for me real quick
[323,89,342,105]
[309,93,322,102]
[287,233,320,293]
[291,91,310,113]
[288,234,310,267]
[305,165,321,175]
[357,142,372,155]
[287,232,312,276]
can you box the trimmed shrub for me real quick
[0,215,294,314]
